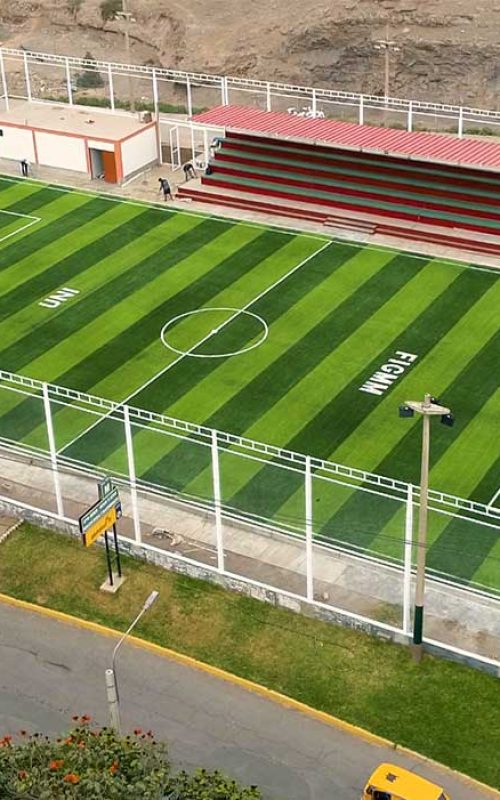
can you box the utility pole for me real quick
[374,25,400,105]
[116,0,135,111]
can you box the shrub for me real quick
[76,52,104,89]
[167,768,262,799]
[0,718,262,799]
[100,0,122,22]
[67,0,84,17]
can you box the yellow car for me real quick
[362,763,451,800]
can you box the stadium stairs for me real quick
[178,132,500,257]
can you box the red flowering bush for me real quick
[0,718,262,799]
[0,717,169,799]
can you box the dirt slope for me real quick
[1,0,500,107]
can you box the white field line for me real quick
[0,209,40,245]
[487,486,500,509]
[57,240,332,455]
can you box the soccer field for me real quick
[0,175,499,588]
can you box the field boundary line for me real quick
[57,239,332,455]
[0,173,328,243]
[487,487,500,509]
[0,591,498,799]
[0,208,40,246]
[2,173,500,272]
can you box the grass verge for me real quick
[1,523,499,789]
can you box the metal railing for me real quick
[1,47,500,136]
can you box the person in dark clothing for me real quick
[158,177,173,201]
[20,159,29,177]
[182,162,196,181]
[209,136,224,157]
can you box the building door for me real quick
[102,151,118,183]
[89,148,104,179]
[169,126,181,170]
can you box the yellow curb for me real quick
[395,745,500,800]
[1,592,499,798]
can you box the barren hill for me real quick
[1,0,500,107]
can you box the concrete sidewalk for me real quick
[0,450,499,664]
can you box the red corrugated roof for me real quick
[193,105,500,172]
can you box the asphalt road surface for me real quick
[0,602,492,800]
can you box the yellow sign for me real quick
[82,506,117,548]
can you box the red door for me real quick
[102,151,118,183]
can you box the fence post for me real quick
[458,106,464,138]
[186,75,193,118]
[152,68,159,118]
[266,81,271,112]
[0,49,9,112]
[108,64,115,112]
[359,94,364,126]
[42,382,64,518]
[203,127,209,166]
[123,405,141,544]
[305,456,314,602]
[24,51,32,102]
[403,483,414,635]
[407,100,413,132]
[311,88,317,117]
[211,429,225,573]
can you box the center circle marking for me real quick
[160,307,268,359]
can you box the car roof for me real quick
[367,763,445,799]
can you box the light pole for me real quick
[105,589,159,732]
[374,25,400,107]
[399,394,454,662]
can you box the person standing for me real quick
[158,177,173,201]
[20,159,29,177]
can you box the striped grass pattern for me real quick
[0,176,498,589]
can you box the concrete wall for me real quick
[35,131,87,173]
[121,125,158,178]
[0,125,35,162]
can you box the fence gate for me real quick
[169,126,181,170]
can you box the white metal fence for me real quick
[2,47,500,138]
[0,369,499,670]
[0,369,498,597]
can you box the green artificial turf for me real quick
[0,175,498,590]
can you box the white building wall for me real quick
[35,132,88,173]
[87,139,114,152]
[0,126,35,162]
[121,126,158,178]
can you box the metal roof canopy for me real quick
[194,105,500,174]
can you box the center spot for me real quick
[160,307,268,359]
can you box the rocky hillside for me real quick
[1,0,500,108]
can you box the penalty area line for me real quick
[487,486,500,510]
[56,239,332,456]
[0,214,40,246]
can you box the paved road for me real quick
[0,603,492,800]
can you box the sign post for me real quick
[79,480,124,592]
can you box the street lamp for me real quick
[399,394,454,662]
[105,589,159,732]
